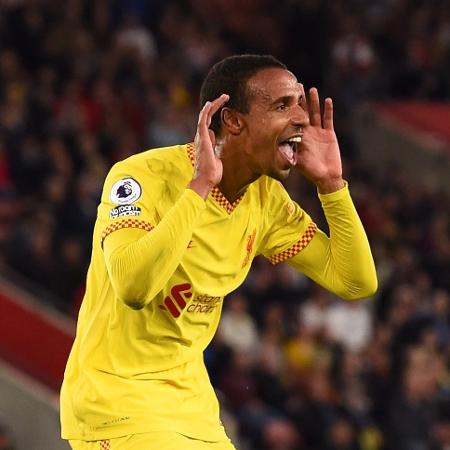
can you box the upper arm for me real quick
[97,162,159,256]
[258,180,377,300]
[287,229,378,300]
[259,181,317,264]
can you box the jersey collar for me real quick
[186,142,246,215]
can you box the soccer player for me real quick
[61,55,377,449]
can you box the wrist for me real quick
[316,177,345,194]
[189,177,214,200]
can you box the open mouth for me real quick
[278,136,301,166]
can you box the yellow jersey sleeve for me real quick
[286,182,378,300]
[98,162,158,247]
[97,157,206,309]
[259,179,317,263]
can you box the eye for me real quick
[276,103,287,111]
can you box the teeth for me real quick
[287,136,302,143]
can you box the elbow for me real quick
[364,274,379,298]
[122,296,146,310]
[116,284,147,310]
[110,275,148,310]
[340,272,378,301]
[361,265,379,298]
[107,254,149,309]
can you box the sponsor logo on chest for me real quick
[158,283,222,318]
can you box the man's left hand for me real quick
[296,86,344,194]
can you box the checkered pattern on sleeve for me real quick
[101,219,154,247]
[267,222,318,264]
[99,440,110,450]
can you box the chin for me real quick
[268,167,291,181]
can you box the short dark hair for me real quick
[200,54,287,134]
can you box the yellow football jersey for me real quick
[60,143,374,442]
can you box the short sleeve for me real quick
[259,181,317,264]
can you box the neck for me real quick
[216,140,259,203]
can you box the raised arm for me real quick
[287,184,378,300]
[263,86,377,299]
[296,87,376,298]
[103,95,229,309]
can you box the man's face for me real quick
[240,68,309,180]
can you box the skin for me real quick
[189,67,344,201]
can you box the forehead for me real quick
[246,68,300,104]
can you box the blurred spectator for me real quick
[431,290,450,348]
[431,409,450,450]
[325,299,372,352]
[299,286,332,335]
[218,292,259,356]
[115,13,157,63]
[325,416,362,450]
[387,347,442,450]
[261,418,302,450]
[0,425,14,450]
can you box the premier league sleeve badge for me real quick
[110,177,142,205]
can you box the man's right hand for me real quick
[189,94,229,199]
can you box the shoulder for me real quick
[255,175,292,203]
[102,144,193,204]
[254,176,305,224]
[114,144,192,178]
[107,144,192,187]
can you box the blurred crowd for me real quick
[0,1,449,449]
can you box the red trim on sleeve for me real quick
[101,219,154,247]
[100,441,111,450]
[267,222,318,264]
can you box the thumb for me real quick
[208,129,216,149]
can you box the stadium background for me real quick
[0,1,449,449]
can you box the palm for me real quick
[193,94,229,186]
[295,88,342,185]
[194,129,223,186]
[297,125,342,182]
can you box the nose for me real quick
[291,104,309,127]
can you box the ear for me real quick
[221,108,244,135]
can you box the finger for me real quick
[208,129,216,149]
[198,94,229,132]
[197,100,211,126]
[309,87,322,127]
[197,101,212,138]
[208,94,230,117]
[323,97,334,130]
[194,130,200,146]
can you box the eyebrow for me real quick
[270,94,302,106]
